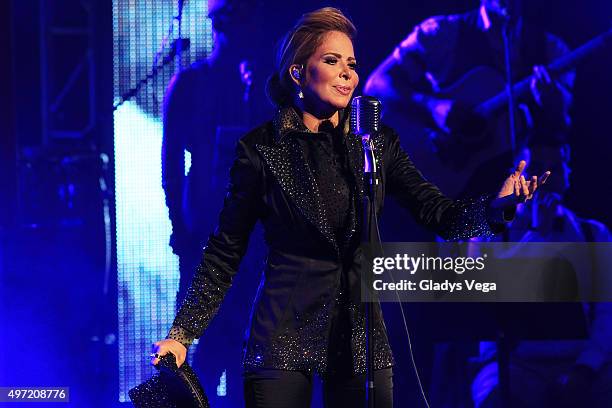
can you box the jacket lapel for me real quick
[254,107,387,253]
[255,107,338,252]
[371,132,386,202]
[344,128,385,246]
[344,132,364,246]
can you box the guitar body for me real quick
[381,24,610,203]
[385,66,522,198]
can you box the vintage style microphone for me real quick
[350,95,381,178]
[350,95,382,408]
[351,96,433,408]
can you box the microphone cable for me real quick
[368,152,432,408]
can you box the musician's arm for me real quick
[529,34,575,138]
[162,71,192,249]
[365,16,458,129]
[546,34,575,99]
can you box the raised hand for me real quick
[492,160,551,209]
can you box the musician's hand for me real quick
[151,339,187,368]
[429,99,453,132]
[530,65,564,113]
[492,160,551,209]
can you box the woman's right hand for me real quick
[151,339,187,368]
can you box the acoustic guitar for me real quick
[383,27,611,198]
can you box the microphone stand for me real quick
[361,135,379,408]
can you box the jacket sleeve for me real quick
[384,129,508,240]
[167,138,262,346]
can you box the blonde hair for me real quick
[266,7,357,106]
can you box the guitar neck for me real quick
[476,29,612,117]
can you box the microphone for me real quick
[350,97,383,403]
[350,96,381,137]
[350,96,382,177]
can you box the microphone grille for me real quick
[350,96,381,136]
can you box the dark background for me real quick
[1,0,610,406]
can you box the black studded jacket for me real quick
[167,105,508,375]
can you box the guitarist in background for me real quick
[162,0,273,405]
[365,0,574,200]
[163,0,273,307]
[366,1,576,402]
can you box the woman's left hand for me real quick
[491,160,550,209]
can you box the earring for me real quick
[298,90,304,99]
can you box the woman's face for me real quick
[296,31,359,115]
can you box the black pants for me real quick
[243,367,393,408]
